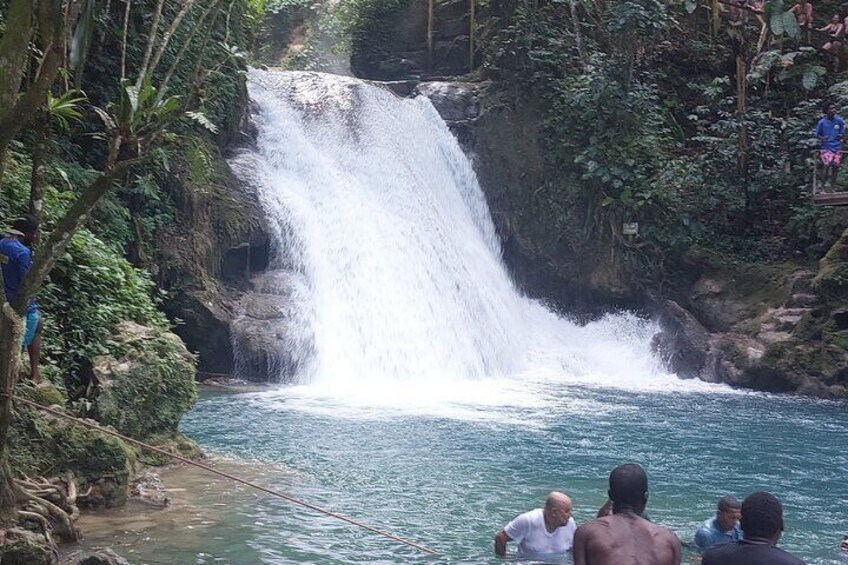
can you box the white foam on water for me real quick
[229,69,732,420]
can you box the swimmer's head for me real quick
[608,463,648,514]
[740,491,784,543]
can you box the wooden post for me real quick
[427,0,434,74]
[469,0,475,71]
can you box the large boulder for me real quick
[413,81,479,123]
[91,322,197,441]
[651,300,712,379]
[10,393,136,508]
[0,528,54,565]
[230,271,314,382]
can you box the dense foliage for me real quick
[0,0,255,417]
[478,0,848,289]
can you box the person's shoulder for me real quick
[652,521,679,540]
[703,540,738,557]
[700,517,716,530]
[510,508,541,525]
[576,516,611,533]
[702,541,737,564]
[0,238,27,257]
[769,545,806,564]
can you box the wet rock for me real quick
[230,271,314,382]
[91,321,197,440]
[0,527,54,565]
[689,276,750,332]
[652,300,711,379]
[131,470,170,507]
[77,549,131,565]
[413,81,479,123]
[706,334,765,386]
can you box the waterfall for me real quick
[229,69,681,392]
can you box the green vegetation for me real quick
[0,0,264,528]
[474,0,848,290]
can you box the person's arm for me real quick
[693,527,709,553]
[671,531,683,565]
[816,120,825,140]
[596,498,613,518]
[573,525,590,565]
[494,530,511,557]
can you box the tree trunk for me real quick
[0,299,24,522]
[569,0,586,67]
[29,112,49,233]
[427,0,434,74]
[0,0,34,120]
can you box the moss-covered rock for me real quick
[813,226,848,299]
[10,402,136,507]
[0,528,54,565]
[18,382,67,408]
[92,322,197,441]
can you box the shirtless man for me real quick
[573,463,681,565]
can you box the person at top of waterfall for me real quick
[0,215,42,383]
[816,102,846,190]
[572,463,681,565]
[494,492,577,558]
[819,15,845,53]
[702,491,805,565]
[791,0,814,40]
[693,496,742,554]
[841,532,848,555]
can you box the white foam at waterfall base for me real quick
[229,69,728,416]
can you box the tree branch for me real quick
[148,0,197,77]
[137,0,167,88]
[11,157,144,316]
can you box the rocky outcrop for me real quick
[413,81,481,147]
[654,261,848,398]
[230,271,314,382]
[77,549,132,565]
[155,136,272,376]
[91,322,197,441]
[0,528,54,565]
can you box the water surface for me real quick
[75,386,848,564]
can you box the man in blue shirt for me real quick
[815,102,845,190]
[0,215,42,383]
[703,492,805,565]
[694,495,743,554]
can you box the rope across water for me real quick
[12,394,439,556]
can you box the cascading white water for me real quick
[230,69,709,395]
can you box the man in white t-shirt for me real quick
[494,492,577,557]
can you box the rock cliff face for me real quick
[653,238,848,398]
[350,0,475,80]
[154,131,272,378]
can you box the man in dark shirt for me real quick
[703,491,805,565]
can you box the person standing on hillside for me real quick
[572,463,681,565]
[494,492,577,558]
[0,215,43,383]
[816,102,846,190]
[791,0,814,42]
[694,495,743,554]
[702,491,806,565]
